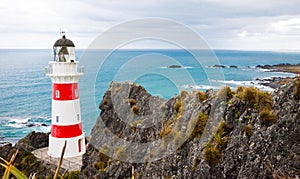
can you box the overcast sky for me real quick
[1,0,300,50]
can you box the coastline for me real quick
[256,63,299,89]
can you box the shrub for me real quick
[159,123,173,139]
[131,105,139,114]
[174,100,182,113]
[242,86,258,106]
[259,109,277,126]
[236,86,245,93]
[21,154,36,167]
[180,90,189,98]
[244,124,253,137]
[129,98,136,107]
[64,171,80,179]
[130,119,143,132]
[197,91,206,102]
[257,91,273,110]
[203,144,222,165]
[294,79,300,99]
[235,111,241,118]
[217,86,233,100]
[187,112,208,141]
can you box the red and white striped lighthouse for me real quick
[46,34,85,158]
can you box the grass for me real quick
[217,86,233,100]
[241,86,273,110]
[244,124,253,137]
[197,91,206,102]
[259,108,277,126]
[187,112,208,141]
[130,119,143,132]
[129,98,136,107]
[174,100,182,113]
[203,120,230,166]
[63,171,80,179]
[158,120,173,139]
[294,78,300,99]
[203,144,222,166]
[242,86,259,107]
[131,105,139,115]
[93,144,110,173]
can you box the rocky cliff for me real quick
[81,79,300,178]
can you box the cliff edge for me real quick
[81,79,300,178]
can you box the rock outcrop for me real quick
[0,132,54,177]
[81,79,300,178]
[256,63,300,74]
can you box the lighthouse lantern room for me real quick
[46,34,85,158]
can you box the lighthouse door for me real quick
[78,139,82,152]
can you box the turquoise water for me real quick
[0,49,298,144]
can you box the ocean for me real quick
[0,49,298,144]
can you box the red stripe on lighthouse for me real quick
[51,123,83,138]
[53,83,79,100]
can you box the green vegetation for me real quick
[93,144,110,174]
[103,98,108,105]
[203,144,222,166]
[21,154,36,167]
[259,109,277,126]
[241,86,273,110]
[294,78,300,99]
[197,91,206,102]
[131,105,139,115]
[203,120,229,166]
[217,86,233,100]
[187,112,208,141]
[129,98,137,107]
[174,100,182,113]
[0,149,28,179]
[235,111,241,118]
[130,119,143,132]
[242,86,258,106]
[63,171,80,179]
[159,120,173,139]
[244,124,253,137]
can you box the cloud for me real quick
[271,17,300,35]
[0,0,300,50]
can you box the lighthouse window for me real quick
[56,90,60,98]
[77,114,80,121]
[56,116,59,123]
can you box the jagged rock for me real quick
[168,65,184,68]
[81,80,299,178]
[213,65,226,68]
[0,132,54,178]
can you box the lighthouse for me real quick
[46,34,85,158]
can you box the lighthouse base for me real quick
[48,133,86,158]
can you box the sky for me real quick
[1,0,300,50]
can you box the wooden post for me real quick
[53,140,67,179]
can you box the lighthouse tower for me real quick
[46,34,85,158]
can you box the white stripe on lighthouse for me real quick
[51,99,81,125]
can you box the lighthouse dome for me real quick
[54,35,75,47]
[53,34,76,62]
